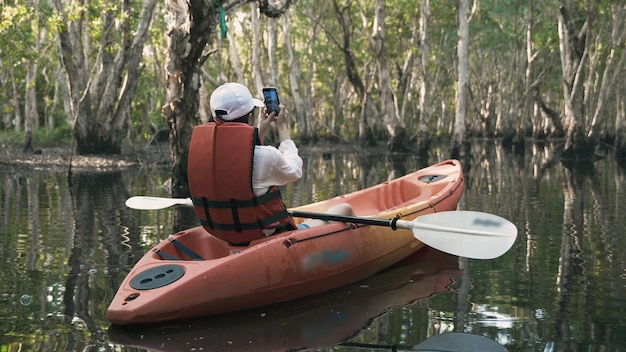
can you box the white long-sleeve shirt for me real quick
[252,139,303,196]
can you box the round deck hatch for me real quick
[419,174,447,183]
[130,264,185,290]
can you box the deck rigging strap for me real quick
[170,238,204,260]
[154,248,180,261]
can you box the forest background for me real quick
[1,0,625,195]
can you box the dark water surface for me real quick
[1,144,625,351]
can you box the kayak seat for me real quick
[293,178,426,217]
[151,228,242,261]
[358,178,425,214]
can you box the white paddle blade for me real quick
[398,211,518,259]
[125,196,193,210]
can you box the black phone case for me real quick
[263,88,280,115]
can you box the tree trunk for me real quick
[52,0,85,121]
[56,67,73,127]
[251,4,264,94]
[615,97,626,161]
[371,0,406,152]
[54,0,157,155]
[227,27,244,82]
[23,61,38,153]
[303,7,323,142]
[163,0,215,197]
[10,67,22,132]
[452,0,470,159]
[525,0,539,140]
[498,0,526,153]
[268,18,279,86]
[283,12,313,140]
[397,12,417,122]
[331,0,374,145]
[587,5,626,141]
[23,0,44,153]
[416,0,431,157]
[558,0,592,158]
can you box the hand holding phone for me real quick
[262,87,280,116]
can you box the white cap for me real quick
[209,83,264,121]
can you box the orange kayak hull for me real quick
[107,248,461,351]
[107,159,464,325]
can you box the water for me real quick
[1,143,625,351]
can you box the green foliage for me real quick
[0,3,31,33]
[1,0,625,147]
[0,124,72,147]
[39,124,73,145]
[130,60,167,139]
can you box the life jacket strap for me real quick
[192,188,289,232]
[191,188,281,209]
[197,208,291,232]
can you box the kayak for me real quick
[107,159,464,325]
[108,248,462,350]
[107,160,464,325]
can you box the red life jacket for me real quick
[188,121,296,245]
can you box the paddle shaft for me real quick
[289,210,398,228]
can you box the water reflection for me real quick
[108,248,460,351]
[1,144,625,351]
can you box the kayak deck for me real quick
[107,159,464,325]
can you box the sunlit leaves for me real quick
[0,3,31,33]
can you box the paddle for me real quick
[125,196,194,210]
[125,196,517,259]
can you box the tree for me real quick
[416,0,432,157]
[452,0,470,158]
[0,2,43,145]
[53,0,158,155]
[616,97,626,162]
[164,0,294,197]
[557,0,590,158]
[283,10,314,141]
[330,0,371,144]
[23,0,46,152]
[555,0,626,160]
[586,4,626,145]
[4,0,626,165]
[370,0,407,152]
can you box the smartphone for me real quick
[262,87,280,116]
